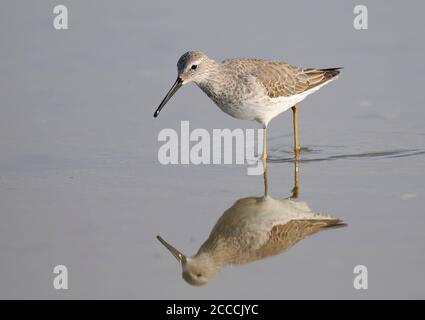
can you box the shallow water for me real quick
[1,1,425,298]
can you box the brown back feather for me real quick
[254,219,344,259]
[225,59,341,98]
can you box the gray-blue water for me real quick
[1,0,425,298]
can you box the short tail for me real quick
[321,67,343,80]
[323,220,347,230]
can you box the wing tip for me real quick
[322,67,343,79]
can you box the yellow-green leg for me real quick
[292,104,301,154]
[262,159,268,197]
[291,155,299,199]
[262,126,268,160]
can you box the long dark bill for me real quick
[153,78,183,117]
[156,235,186,263]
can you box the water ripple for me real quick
[266,148,425,163]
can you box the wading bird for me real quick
[154,51,341,159]
[157,159,345,285]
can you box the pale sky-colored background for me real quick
[1,0,425,299]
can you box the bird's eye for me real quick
[196,273,202,278]
[191,64,197,70]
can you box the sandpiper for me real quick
[157,159,345,286]
[154,51,341,159]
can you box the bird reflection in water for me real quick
[157,159,345,286]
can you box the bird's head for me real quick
[176,51,215,84]
[157,235,217,286]
[154,51,216,117]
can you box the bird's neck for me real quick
[196,237,241,267]
[194,64,227,101]
[192,251,223,268]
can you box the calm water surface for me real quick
[0,1,424,298]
